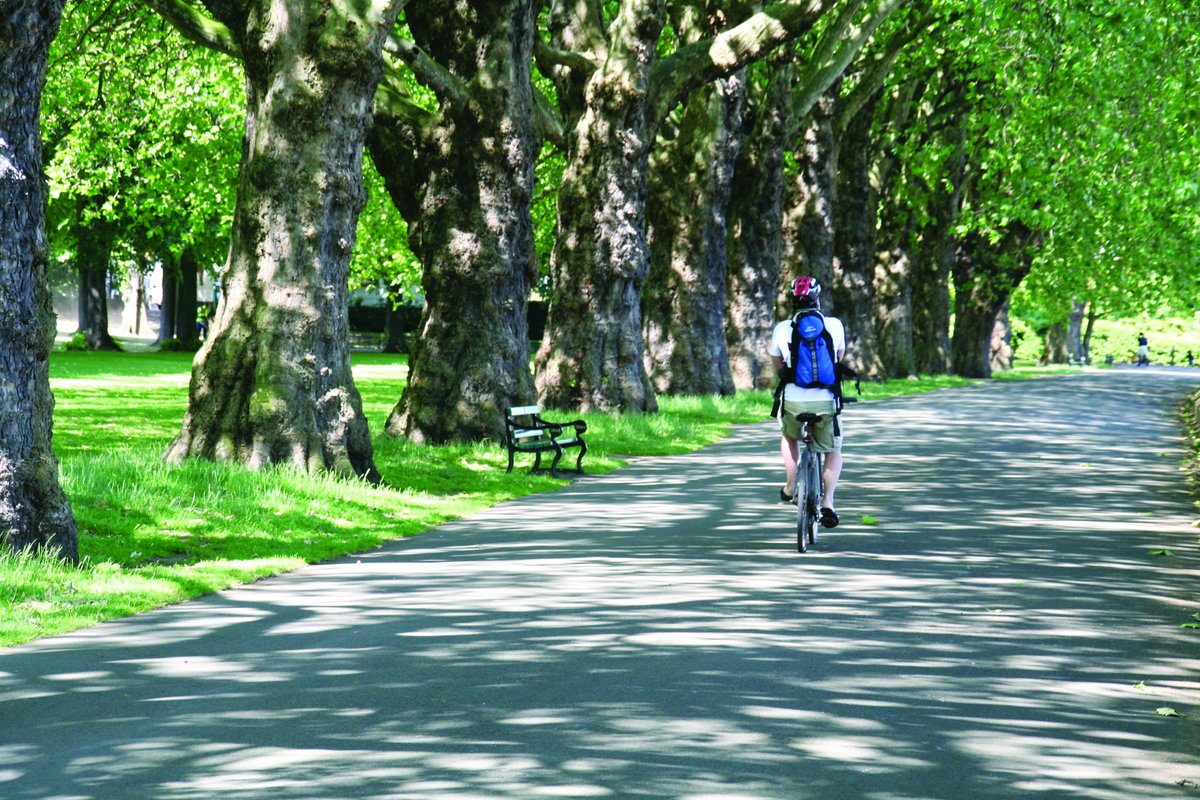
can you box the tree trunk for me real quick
[1082,305,1098,362]
[990,301,1013,372]
[380,0,539,443]
[951,225,1040,378]
[643,73,744,396]
[784,90,838,305]
[874,247,915,377]
[0,0,79,561]
[833,89,886,378]
[158,258,178,344]
[381,287,406,355]
[1040,321,1068,366]
[1066,300,1086,362]
[727,58,791,391]
[74,202,119,350]
[535,1,666,413]
[121,264,144,335]
[166,0,401,480]
[911,220,955,374]
[174,246,200,343]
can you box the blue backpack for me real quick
[789,310,837,390]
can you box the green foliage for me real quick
[43,1,243,280]
[350,155,423,297]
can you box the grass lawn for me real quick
[1,350,1051,647]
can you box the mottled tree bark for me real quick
[832,89,885,377]
[874,245,914,376]
[166,0,402,480]
[379,0,540,443]
[0,0,79,561]
[951,225,1040,378]
[643,73,744,396]
[535,0,666,413]
[73,202,119,350]
[990,301,1013,372]
[537,0,834,412]
[911,106,965,375]
[784,91,838,306]
[727,58,791,391]
[642,3,755,397]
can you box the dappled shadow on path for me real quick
[3,370,1200,799]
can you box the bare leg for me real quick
[822,450,843,510]
[780,434,799,496]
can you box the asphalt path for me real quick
[4,368,1200,800]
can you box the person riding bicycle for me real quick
[769,276,845,528]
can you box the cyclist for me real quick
[768,276,846,528]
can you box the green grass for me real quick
[1,351,1034,647]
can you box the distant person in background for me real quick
[1188,350,1195,367]
[1137,333,1150,366]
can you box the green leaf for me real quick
[1156,707,1184,718]
[1134,681,1149,691]
[1150,550,1176,557]
[861,515,878,526]
[1182,623,1200,629]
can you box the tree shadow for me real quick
[3,370,1200,799]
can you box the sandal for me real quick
[820,507,840,528]
[779,486,795,503]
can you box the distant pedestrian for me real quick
[1137,333,1150,366]
[1188,350,1195,367]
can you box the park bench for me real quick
[1068,354,1089,367]
[504,405,588,479]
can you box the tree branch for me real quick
[790,0,909,125]
[383,35,469,108]
[534,37,598,79]
[649,0,844,126]
[835,5,945,135]
[145,0,240,58]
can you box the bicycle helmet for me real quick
[791,276,822,308]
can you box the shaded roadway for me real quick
[3,369,1200,799]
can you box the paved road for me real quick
[4,369,1200,800]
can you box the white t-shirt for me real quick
[769,312,846,402]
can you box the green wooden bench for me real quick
[504,405,588,479]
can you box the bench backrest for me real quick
[506,405,544,443]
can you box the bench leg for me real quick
[549,446,564,479]
[506,448,515,473]
[574,440,587,474]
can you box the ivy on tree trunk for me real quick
[0,0,79,561]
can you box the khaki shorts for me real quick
[778,399,841,452]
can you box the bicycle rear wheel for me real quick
[796,450,819,552]
[806,451,823,546]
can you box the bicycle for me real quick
[792,412,824,553]
[789,396,855,553]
